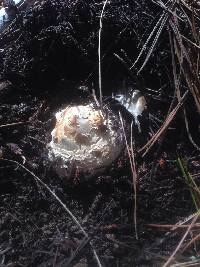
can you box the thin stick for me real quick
[138,90,188,156]
[119,113,138,239]
[130,121,138,240]
[130,12,165,70]
[162,213,199,267]
[92,88,101,108]
[181,231,200,253]
[0,159,102,267]
[0,121,28,128]
[169,29,199,153]
[137,10,170,74]
[130,1,175,71]
[184,107,200,152]
[98,0,109,108]
[147,223,200,229]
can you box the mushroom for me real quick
[50,104,124,175]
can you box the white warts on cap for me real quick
[50,104,124,175]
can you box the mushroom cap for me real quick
[50,104,124,174]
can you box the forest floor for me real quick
[0,1,200,266]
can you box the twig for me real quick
[0,121,28,128]
[147,223,200,229]
[92,89,101,108]
[130,1,176,73]
[162,213,199,267]
[181,231,200,253]
[0,159,102,267]
[181,34,200,49]
[130,120,138,240]
[183,107,200,152]
[98,0,109,109]
[85,25,129,83]
[170,14,200,113]
[168,29,181,115]
[139,90,189,156]
[170,212,200,232]
[119,113,138,239]
[170,259,200,267]
[169,28,200,151]
[130,12,165,70]
[137,10,170,74]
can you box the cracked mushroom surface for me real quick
[50,104,124,174]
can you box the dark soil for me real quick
[0,1,200,266]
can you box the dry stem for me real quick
[163,213,199,267]
[98,0,109,108]
[119,113,138,240]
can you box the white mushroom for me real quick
[50,104,124,175]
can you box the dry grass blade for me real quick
[171,259,200,267]
[137,10,170,74]
[168,29,181,114]
[119,113,138,240]
[181,34,200,49]
[179,5,199,43]
[169,27,200,151]
[170,212,199,232]
[169,28,200,152]
[130,11,165,69]
[139,90,189,156]
[162,213,199,267]
[0,121,28,128]
[130,1,176,74]
[169,7,200,113]
[98,0,109,108]
[177,157,200,210]
[181,231,200,253]
[184,72,200,114]
[130,120,138,240]
[184,107,200,151]
[147,223,200,230]
[0,159,103,267]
